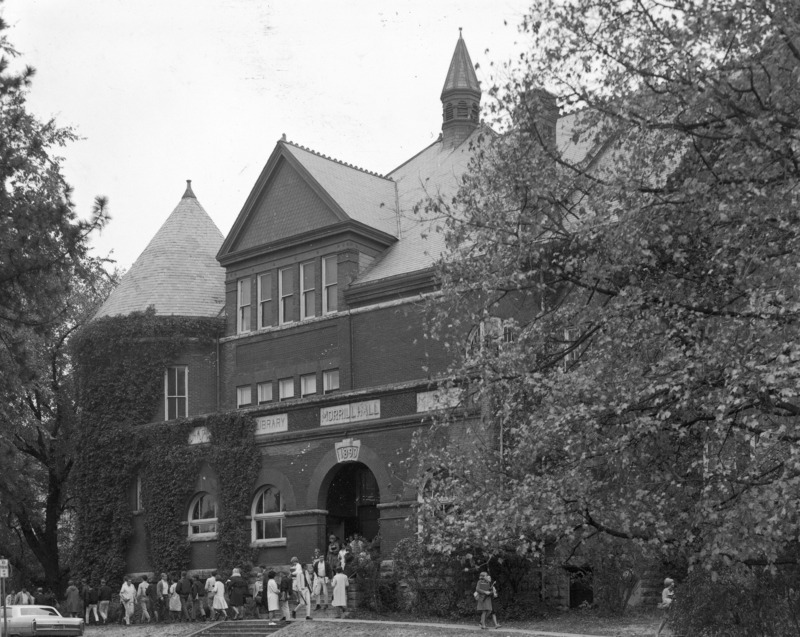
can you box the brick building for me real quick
[94,33,486,573]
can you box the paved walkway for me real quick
[297,617,610,637]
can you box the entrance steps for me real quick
[191,619,285,636]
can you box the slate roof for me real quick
[95,182,225,319]
[352,114,594,285]
[441,32,480,97]
[282,142,398,237]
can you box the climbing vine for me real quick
[71,309,259,582]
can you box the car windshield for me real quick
[20,608,60,616]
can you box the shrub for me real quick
[670,564,800,637]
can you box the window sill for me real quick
[188,534,218,543]
[251,539,287,548]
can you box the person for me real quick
[486,575,501,629]
[13,586,33,605]
[264,571,280,626]
[83,582,99,624]
[4,590,15,607]
[147,574,160,623]
[327,535,341,574]
[656,577,675,637]
[191,575,206,621]
[330,566,349,619]
[64,580,82,618]
[168,575,182,622]
[312,548,330,610]
[204,570,217,618]
[177,570,193,622]
[290,558,312,620]
[136,575,151,623]
[278,571,292,622]
[156,573,170,623]
[227,568,249,620]
[98,578,112,624]
[212,573,228,621]
[119,576,136,625]
[475,572,499,629]
[33,587,47,606]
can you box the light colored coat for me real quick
[331,573,348,607]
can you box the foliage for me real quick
[71,310,259,584]
[391,538,540,619]
[414,0,800,600]
[671,564,800,637]
[0,4,110,594]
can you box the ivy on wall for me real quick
[71,309,260,582]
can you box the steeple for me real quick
[441,29,481,150]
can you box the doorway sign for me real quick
[335,438,361,463]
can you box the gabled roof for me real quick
[441,31,480,97]
[218,140,398,263]
[95,182,225,319]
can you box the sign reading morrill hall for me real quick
[320,399,380,426]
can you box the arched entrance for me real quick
[325,462,380,541]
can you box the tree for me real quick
[0,6,110,592]
[416,0,800,579]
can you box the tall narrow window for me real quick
[323,369,340,394]
[188,492,218,537]
[257,381,273,404]
[300,262,315,320]
[238,278,251,333]
[257,273,273,328]
[322,255,338,314]
[279,267,295,325]
[165,366,188,419]
[237,385,252,408]
[279,378,295,401]
[300,373,317,397]
[252,485,284,543]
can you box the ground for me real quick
[83,608,670,637]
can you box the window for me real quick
[300,262,315,320]
[188,492,218,537]
[165,366,188,419]
[257,381,273,404]
[133,474,142,512]
[237,385,252,407]
[252,485,284,543]
[279,267,295,325]
[444,102,453,121]
[257,273,273,328]
[279,378,294,401]
[323,369,340,394]
[300,373,317,397]
[322,255,338,314]
[457,100,468,117]
[238,278,251,333]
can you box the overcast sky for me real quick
[4,0,532,271]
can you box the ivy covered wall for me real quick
[71,309,260,582]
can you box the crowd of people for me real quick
[1,533,359,627]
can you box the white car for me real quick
[0,606,84,637]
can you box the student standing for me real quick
[330,566,349,618]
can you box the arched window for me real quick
[252,485,285,544]
[188,492,218,538]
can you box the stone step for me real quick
[193,620,284,636]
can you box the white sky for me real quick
[3,0,532,271]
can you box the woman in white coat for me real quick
[330,566,349,618]
[212,575,229,621]
[265,571,280,626]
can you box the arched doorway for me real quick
[325,462,380,542]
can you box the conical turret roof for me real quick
[95,181,225,319]
[440,30,480,98]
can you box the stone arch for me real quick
[305,443,393,510]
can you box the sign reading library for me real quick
[320,399,380,426]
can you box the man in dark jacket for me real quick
[191,575,206,621]
[177,571,193,621]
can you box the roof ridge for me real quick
[281,139,393,181]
